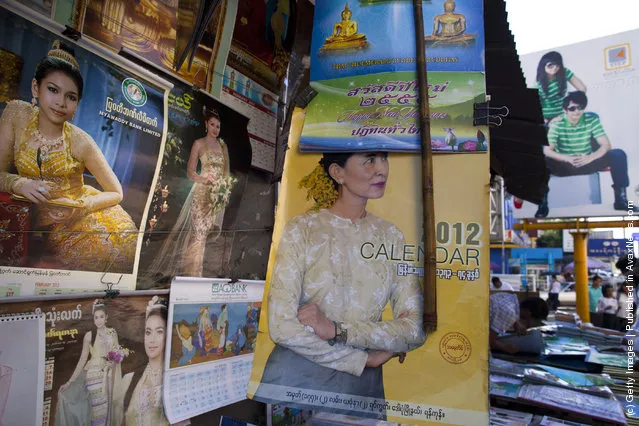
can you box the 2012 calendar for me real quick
[164,278,264,424]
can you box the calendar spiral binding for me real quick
[0,312,44,322]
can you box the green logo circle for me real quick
[122,78,147,107]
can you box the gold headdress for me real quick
[48,40,79,69]
[298,163,338,211]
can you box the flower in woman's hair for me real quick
[106,345,132,364]
[146,295,167,315]
[298,165,338,211]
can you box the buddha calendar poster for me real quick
[310,0,485,82]
[0,5,170,293]
[299,0,488,153]
[80,0,232,91]
[248,108,490,424]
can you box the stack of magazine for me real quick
[555,323,624,347]
[490,358,615,398]
[543,336,590,357]
[489,407,533,426]
[537,416,590,425]
[489,358,627,424]
[615,395,639,426]
[517,385,627,425]
[585,347,634,369]
[489,408,594,425]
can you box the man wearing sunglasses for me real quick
[535,90,635,217]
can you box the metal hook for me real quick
[488,105,510,117]
[100,272,123,286]
[473,115,503,127]
[474,102,510,117]
[102,281,120,300]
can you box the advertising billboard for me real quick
[513,29,639,219]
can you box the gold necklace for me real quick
[146,364,162,386]
[34,129,64,152]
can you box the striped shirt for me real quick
[537,67,574,120]
[490,293,519,335]
[547,112,607,155]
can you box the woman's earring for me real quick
[31,96,37,107]
[337,179,343,185]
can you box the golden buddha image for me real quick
[84,0,212,87]
[424,0,476,47]
[319,3,369,53]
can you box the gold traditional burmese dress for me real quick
[55,328,123,426]
[121,365,169,426]
[0,100,138,273]
[254,209,426,419]
[184,148,229,275]
[85,328,120,426]
[149,143,234,278]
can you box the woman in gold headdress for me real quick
[55,300,122,426]
[117,296,169,426]
[0,41,137,273]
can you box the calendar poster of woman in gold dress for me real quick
[138,85,258,283]
[0,8,168,288]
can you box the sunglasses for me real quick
[545,62,559,68]
[566,105,585,112]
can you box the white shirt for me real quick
[596,297,618,315]
[490,281,514,291]
[549,280,562,294]
[617,293,633,319]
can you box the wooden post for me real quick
[413,0,437,333]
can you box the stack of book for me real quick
[489,407,533,426]
[585,347,632,369]
[489,358,627,425]
[555,323,624,347]
[517,385,627,425]
[607,367,639,426]
[536,415,589,425]
[543,336,590,357]
[490,358,616,397]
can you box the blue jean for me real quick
[545,148,629,188]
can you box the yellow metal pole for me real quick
[570,231,590,322]
[514,220,631,231]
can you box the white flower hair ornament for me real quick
[146,296,168,318]
[92,299,106,314]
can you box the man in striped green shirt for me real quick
[535,91,633,217]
